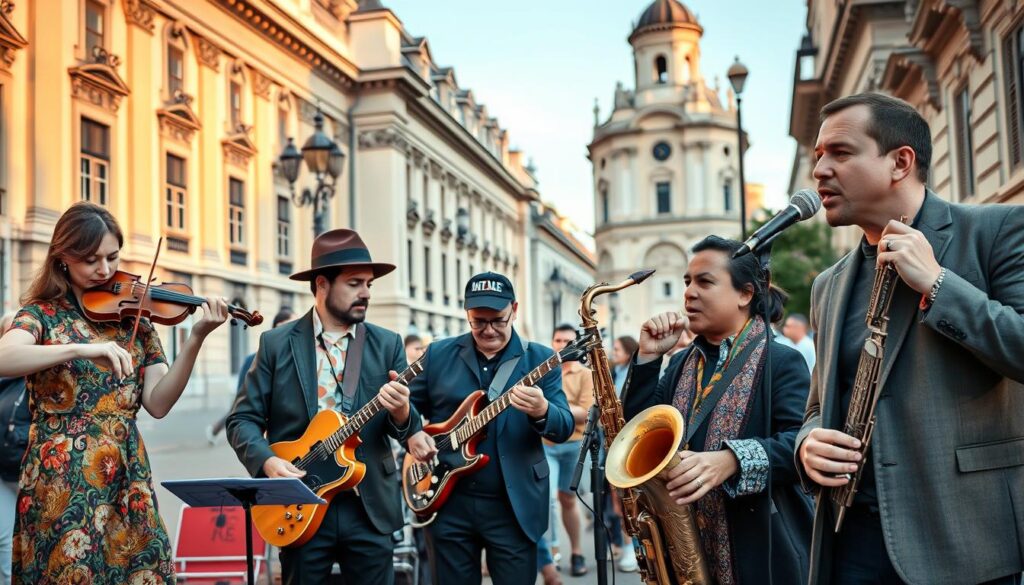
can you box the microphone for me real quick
[733,189,821,258]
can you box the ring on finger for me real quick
[695,477,704,489]
[885,239,894,251]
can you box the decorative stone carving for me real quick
[157,91,202,143]
[0,1,28,70]
[298,98,319,125]
[357,128,411,155]
[122,0,157,33]
[481,241,491,260]
[222,124,258,167]
[429,160,444,180]
[252,69,272,100]
[422,210,437,236]
[440,218,453,243]
[410,148,426,169]
[69,47,131,112]
[406,199,420,229]
[193,35,222,71]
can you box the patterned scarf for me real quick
[671,316,768,585]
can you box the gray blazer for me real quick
[795,192,1024,585]
[226,310,420,535]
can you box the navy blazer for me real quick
[407,329,574,541]
[226,310,420,535]
[622,339,812,585]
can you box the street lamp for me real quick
[547,267,563,334]
[728,56,749,239]
[278,109,345,236]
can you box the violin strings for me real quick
[124,281,243,311]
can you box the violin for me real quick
[82,270,264,328]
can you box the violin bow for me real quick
[128,236,164,350]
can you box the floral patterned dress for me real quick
[10,293,175,585]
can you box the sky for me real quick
[384,0,809,234]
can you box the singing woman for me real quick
[0,202,229,584]
[621,235,812,584]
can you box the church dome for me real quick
[629,0,702,43]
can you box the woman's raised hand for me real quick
[638,311,689,362]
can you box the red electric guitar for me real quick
[400,333,597,524]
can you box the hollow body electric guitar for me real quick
[401,334,596,523]
[253,356,426,548]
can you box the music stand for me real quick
[163,478,325,585]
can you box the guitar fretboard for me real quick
[453,352,562,444]
[322,356,426,453]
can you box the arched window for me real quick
[655,55,668,84]
[723,179,733,213]
[600,185,610,224]
[165,23,189,99]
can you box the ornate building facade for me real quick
[0,0,585,405]
[789,0,1024,252]
[590,0,745,337]
[527,200,595,341]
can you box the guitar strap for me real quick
[486,337,528,401]
[339,324,367,414]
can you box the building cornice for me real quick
[533,211,596,270]
[404,84,531,203]
[594,214,740,236]
[790,0,906,147]
[207,0,358,91]
[908,0,984,62]
[880,49,942,109]
[588,119,739,154]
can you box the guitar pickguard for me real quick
[292,443,350,493]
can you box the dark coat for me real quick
[226,310,420,535]
[407,329,574,541]
[797,193,1024,584]
[623,339,812,585]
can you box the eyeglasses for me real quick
[468,316,512,331]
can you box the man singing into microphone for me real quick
[796,93,1024,584]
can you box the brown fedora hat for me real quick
[289,228,396,281]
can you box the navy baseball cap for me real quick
[464,272,515,311]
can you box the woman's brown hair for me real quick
[21,202,124,305]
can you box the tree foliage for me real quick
[749,208,839,319]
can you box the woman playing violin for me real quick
[0,202,229,584]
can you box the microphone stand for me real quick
[754,241,776,585]
[570,404,608,585]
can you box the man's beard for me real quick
[326,297,369,326]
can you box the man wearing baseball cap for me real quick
[228,228,419,585]
[407,272,574,585]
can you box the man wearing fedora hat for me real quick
[227,228,421,585]
[406,272,575,585]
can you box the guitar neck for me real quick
[455,352,562,443]
[334,356,426,444]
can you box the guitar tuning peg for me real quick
[230,318,238,327]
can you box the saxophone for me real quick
[580,271,711,585]
[829,218,906,532]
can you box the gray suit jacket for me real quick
[795,192,1024,585]
[226,310,420,535]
